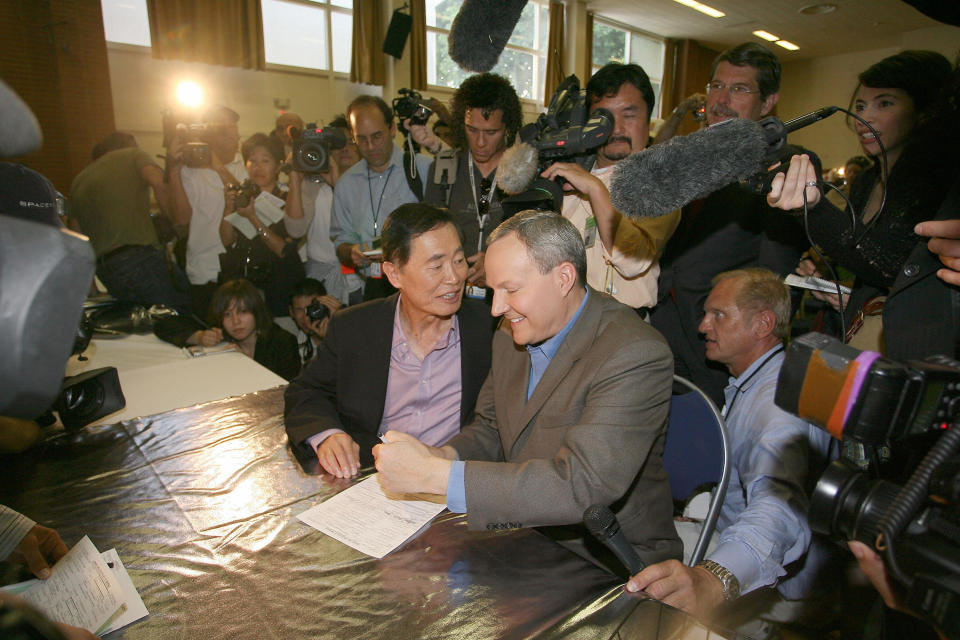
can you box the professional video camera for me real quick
[499,75,613,217]
[161,111,222,168]
[291,123,347,174]
[392,88,433,126]
[775,332,960,637]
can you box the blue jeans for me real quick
[97,245,193,315]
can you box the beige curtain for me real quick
[409,0,427,90]
[583,11,594,82]
[543,0,565,106]
[351,0,385,85]
[147,0,264,70]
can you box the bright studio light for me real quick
[176,81,204,108]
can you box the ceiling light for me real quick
[176,81,204,108]
[753,30,780,42]
[776,40,800,51]
[672,0,725,19]
[799,3,837,15]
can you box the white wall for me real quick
[779,25,959,171]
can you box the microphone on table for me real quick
[609,106,840,219]
[584,504,646,576]
[448,0,528,73]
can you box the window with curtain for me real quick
[425,0,549,101]
[101,0,152,47]
[261,0,353,73]
[592,18,665,117]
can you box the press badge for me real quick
[465,285,486,300]
[583,216,597,248]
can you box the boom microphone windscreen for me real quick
[609,118,768,219]
[496,141,540,195]
[0,79,42,157]
[448,0,528,73]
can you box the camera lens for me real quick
[810,459,900,544]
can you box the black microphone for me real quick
[448,0,528,73]
[583,504,646,576]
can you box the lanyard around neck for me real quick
[467,153,495,253]
[722,346,784,418]
[367,163,395,236]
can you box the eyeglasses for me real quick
[705,81,761,97]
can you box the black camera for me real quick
[161,111,220,168]
[291,123,347,174]
[776,332,960,637]
[227,179,261,209]
[393,88,433,126]
[501,75,614,217]
[305,299,329,323]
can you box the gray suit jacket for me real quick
[447,289,682,567]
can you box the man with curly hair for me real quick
[422,73,523,294]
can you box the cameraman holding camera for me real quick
[166,105,247,315]
[417,74,522,295]
[284,278,342,367]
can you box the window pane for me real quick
[426,0,460,29]
[429,32,472,89]
[630,33,664,80]
[331,11,352,73]
[592,23,626,67]
[508,2,536,49]
[101,0,151,46]
[262,0,328,70]
[330,0,352,8]
[538,5,549,49]
[493,49,534,100]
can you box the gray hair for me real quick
[488,210,586,285]
[712,268,791,340]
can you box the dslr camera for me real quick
[501,75,613,217]
[291,123,347,174]
[775,332,960,637]
[393,88,433,126]
[227,179,261,209]
[305,299,330,323]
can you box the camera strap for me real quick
[468,153,495,254]
[402,135,424,199]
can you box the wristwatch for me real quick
[697,559,741,601]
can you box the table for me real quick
[64,333,286,426]
[1,388,726,639]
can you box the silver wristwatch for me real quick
[697,559,741,601]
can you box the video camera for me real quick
[500,75,613,217]
[775,332,960,637]
[161,111,225,168]
[393,88,433,127]
[291,123,347,175]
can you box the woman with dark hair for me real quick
[155,279,300,380]
[219,133,305,317]
[769,50,958,360]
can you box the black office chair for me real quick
[662,374,731,566]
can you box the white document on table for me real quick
[15,536,127,634]
[3,547,149,634]
[297,474,446,559]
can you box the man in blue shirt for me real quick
[628,268,834,635]
[331,96,432,303]
[374,210,681,569]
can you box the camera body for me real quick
[393,88,433,126]
[227,179,261,209]
[776,332,960,636]
[305,299,330,323]
[291,123,346,174]
[162,111,224,168]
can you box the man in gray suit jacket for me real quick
[375,210,681,569]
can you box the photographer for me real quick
[218,133,304,317]
[284,278,342,367]
[330,96,432,303]
[419,74,522,292]
[166,105,247,315]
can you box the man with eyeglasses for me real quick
[538,63,681,313]
[421,73,523,301]
[330,96,432,304]
[650,43,812,406]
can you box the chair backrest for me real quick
[662,375,731,566]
